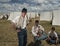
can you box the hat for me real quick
[22,8,27,13]
[35,20,39,23]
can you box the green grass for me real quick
[0,18,60,46]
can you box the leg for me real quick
[46,38,51,44]
[34,40,41,46]
[42,32,48,40]
[23,29,27,46]
[49,39,56,44]
[17,32,24,46]
[38,33,48,40]
[34,37,41,46]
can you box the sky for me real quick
[0,0,60,13]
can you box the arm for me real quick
[48,31,51,40]
[10,17,18,30]
[10,20,16,30]
[40,25,44,31]
[54,32,58,43]
[32,26,37,36]
[26,15,29,26]
[56,37,58,44]
[39,25,45,34]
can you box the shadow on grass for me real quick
[28,41,42,46]
[28,42,34,46]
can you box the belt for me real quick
[16,27,21,30]
[16,27,26,30]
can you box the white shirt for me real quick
[48,31,58,37]
[12,15,28,29]
[32,25,44,36]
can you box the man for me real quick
[32,20,47,46]
[12,8,28,46]
[47,27,58,45]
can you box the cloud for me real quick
[28,0,45,3]
[0,0,60,13]
[0,0,11,2]
[34,0,45,3]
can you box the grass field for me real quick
[0,17,60,46]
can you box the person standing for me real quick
[12,8,28,46]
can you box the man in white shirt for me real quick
[32,20,47,46]
[46,27,58,45]
[12,8,28,46]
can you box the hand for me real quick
[46,37,50,39]
[12,23,16,29]
[37,35,40,37]
[17,29,21,32]
[56,38,58,44]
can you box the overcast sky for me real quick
[0,0,60,13]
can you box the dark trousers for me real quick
[46,37,57,45]
[17,29,27,46]
[34,33,47,46]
